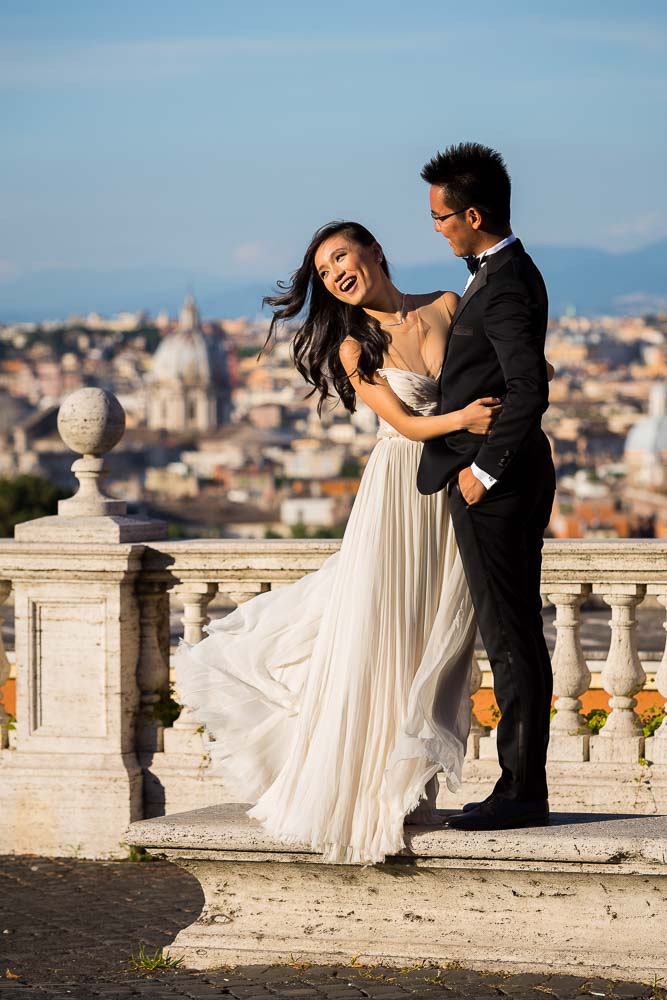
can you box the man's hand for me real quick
[458,466,487,506]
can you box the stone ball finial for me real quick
[58,387,126,457]
[57,388,127,518]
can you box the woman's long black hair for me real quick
[262,221,392,414]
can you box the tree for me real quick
[0,476,68,538]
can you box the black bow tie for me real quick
[465,254,485,276]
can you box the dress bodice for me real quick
[376,368,440,439]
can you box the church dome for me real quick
[151,295,229,386]
[625,385,667,455]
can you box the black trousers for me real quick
[448,435,555,802]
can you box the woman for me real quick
[174,221,501,864]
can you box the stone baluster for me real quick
[0,580,12,749]
[136,581,170,752]
[225,583,271,608]
[465,653,487,760]
[590,585,646,763]
[645,592,667,764]
[163,582,218,753]
[145,579,271,817]
[547,584,591,762]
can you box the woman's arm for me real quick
[339,339,500,442]
[546,360,555,381]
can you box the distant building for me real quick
[625,384,667,489]
[147,295,231,433]
[281,496,336,529]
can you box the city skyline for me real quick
[2,0,666,311]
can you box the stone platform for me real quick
[126,803,667,983]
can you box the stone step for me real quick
[126,803,667,982]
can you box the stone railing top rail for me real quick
[1,537,667,587]
[126,803,667,868]
[139,538,667,588]
[0,540,147,579]
[141,538,340,582]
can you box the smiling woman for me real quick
[261,219,499,435]
[262,221,394,414]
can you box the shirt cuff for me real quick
[471,462,497,490]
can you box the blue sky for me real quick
[1,0,666,290]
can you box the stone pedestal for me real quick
[548,733,591,762]
[0,388,167,858]
[477,728,498,760]
[646,734,667,764]
[590,733,645,764]
[126,804,667,981]
[0,541,151,857]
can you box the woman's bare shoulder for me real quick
[409,289,459,321]
[440,290,460,319]
[407,290,443,308]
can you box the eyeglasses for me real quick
[430,207,469,226]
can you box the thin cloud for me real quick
[0,34,443,89]
[549,18,667,53]
[232,242,269,266]
[607,213,665,239]
[230,241,287,276]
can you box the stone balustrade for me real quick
[1,387,667,858]
[134,535,667,814]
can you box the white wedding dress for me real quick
[174,366,476,864]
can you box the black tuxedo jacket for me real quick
[417,239,550,495]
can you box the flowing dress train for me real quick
[174,366,476,864]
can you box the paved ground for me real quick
[0,857,663,1000]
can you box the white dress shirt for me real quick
[466,234,517,490]
[463,233,517,291]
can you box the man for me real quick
[417,142,556,831]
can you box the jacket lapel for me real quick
[440,267,488,378]
[441,239,525,382]
[449,266,488,328]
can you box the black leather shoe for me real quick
[446,797,549,831]
[462,798,488,813]
[462,792,512,812]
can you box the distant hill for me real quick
[398,239,667,317]
[1,239,665,323]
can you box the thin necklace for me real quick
[378,292,407,328]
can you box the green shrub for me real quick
[0,475,67,537]
[641,704,666,738]
[153,685,181,728]
[584,708,608,734]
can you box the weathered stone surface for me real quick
[57,386,125,456]
[0,752,142,858]
[127,801,667,865]
[15,514,166,543]
[0,543,148,858]
[126,804,667,980]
